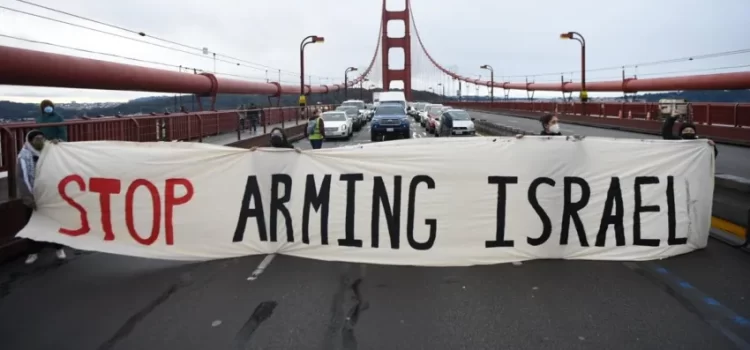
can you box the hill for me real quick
[1,89,747,121]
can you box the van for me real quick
[378,91,407,111]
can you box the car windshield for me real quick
[376,105,405,115]
[381,101,406,109]
[336,107,357,115]
[322,113,347,121]
[415,103,427,111]
[341,101,365,110]
[450,111,471,120]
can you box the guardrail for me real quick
[454,101,750,127]
[1,105,334,199]
[455,101,750,146]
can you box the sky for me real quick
[0,0,748,103]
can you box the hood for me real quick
[453,120,474,127]
[374,114,406,119]
[324,120,348,127]
[22,129,43,157]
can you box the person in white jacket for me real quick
[16,129,66,264]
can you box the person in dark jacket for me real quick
[539,114,562,136]
[661,116,718,157]
[37,100,68,142]
[269,127,294,148]
[17,129,66,264]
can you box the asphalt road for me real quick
[1,121,749,350]
[468,110,750,178]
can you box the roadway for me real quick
[467,110,750,178]
[1,122,749,350]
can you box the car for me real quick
[420,104,442,127]
[437,109,476,137]
[336,106,363,130]
[371,104,411,141]
[424,104,448,133]
[410,102,427,122]
[341,99,369,123]
[321,111,353,139]
[429,106,453,134]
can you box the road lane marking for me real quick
[711,216,747,239]
[247,254,276,281]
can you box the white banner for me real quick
[18,137,715,266]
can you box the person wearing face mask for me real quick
[17,130,67,264]
[37,100,68,142]
[661,116,718,157]
[539,114,562,135]
[269,127,294,148]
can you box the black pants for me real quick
[23,206,63,254]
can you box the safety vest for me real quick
[309,118,323,140]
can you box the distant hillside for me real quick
[1,89,747,120]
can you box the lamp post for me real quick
[344,67,358,100]
[300,35,325,100]
[480,64,494,105]
[559,31,587,105]
[437,83,445,103]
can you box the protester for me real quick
[17,130,66,264]
[539,114,562,136]
[248,103,260,133]
[37,100,68,142]
[238,104,247,132]
[269,127,294,148]
[305,110,326,149]
[661,115,717,156]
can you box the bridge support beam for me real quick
[381,0,412,100]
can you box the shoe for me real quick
[25,253,38,265]
[56,249,67,260]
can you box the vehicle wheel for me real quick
[434,131,439,137]
[403,132,411,139]
[371,133,378,142]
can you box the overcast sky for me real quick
[0,0,748,103]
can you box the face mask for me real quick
[32,139,44,151]
[548,124,561,134]
[681,133,697,140]
[43,106,54,114]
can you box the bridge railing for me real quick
[0,105,332,198]
[452,101,750,127]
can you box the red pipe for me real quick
[0,45,374,96]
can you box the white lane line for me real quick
[247,254,276,281]
[412,131,417,138]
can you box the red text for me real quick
[57,175,194,246]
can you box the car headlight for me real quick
[468,122,475,129]
[340,125,346,130]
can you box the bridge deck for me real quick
[1,124,748,350]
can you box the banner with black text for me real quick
[18,137,715,265]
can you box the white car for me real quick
[321,111,353,139]
[420,104,442,126]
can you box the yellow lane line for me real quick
[711,216,747,239]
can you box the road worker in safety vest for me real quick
[305,109,325,149]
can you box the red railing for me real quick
[452,101,750,127]
[453,101,750,144]
[0,105,333,199]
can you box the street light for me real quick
[344,67,358,100]
[300,35,325,100]
[559,31,587,104]
[437,83,445,103]
[480,64,494,105]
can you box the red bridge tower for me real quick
[381,0,412,100]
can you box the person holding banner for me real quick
[661,116,718,157]
[16,130,67,264]
[539,114,563,136]
[269,127,294,149]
